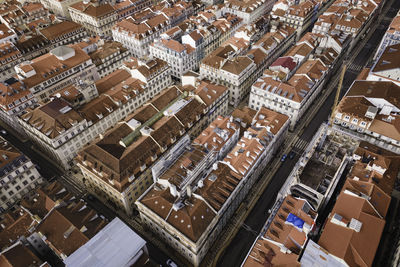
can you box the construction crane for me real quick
[330,63,347,127]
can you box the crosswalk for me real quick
[293,138,309,151]
[347,62,364,72]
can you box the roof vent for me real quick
[349,218,362,232]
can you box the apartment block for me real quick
[0,79,37,136]
[249,32,345,129]
[241,195,317,267]
[114,0,152,21]
[64,217,149,266]
[69,1,118,37]
[136,107,289,266]
[301,142,400,267]
[18,58,171,169]
[82,39,131,78]
[333,80,400,153]
[15,44,100,102]
[375,11,400,59]
[150,38,196,79]
[0,24,17,45]
[366,43,400,86]
[222,0,274,24]
[0,1,50,31]
[40,0,83,18]
[0,137,43,212]
[312,0,380,49]
[39,21,88,50]
[76,82,228,215]
[0,42,24,82]
[272,0,318,36]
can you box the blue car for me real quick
[281,154,287,162]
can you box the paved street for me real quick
[216,0,400,266]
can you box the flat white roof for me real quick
[64,217,146,267]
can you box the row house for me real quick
[366,43,400,86]
[201,44,257,107]
[222,0,274,24]
[312,0,380,49]
[136,107,289,266]
[1,179,148,266]
[39,21,88,51]
[0,24,17,44]
[75,82,228,215]
[83,39,131,78]
[150,38,197,79]
[114,0,152,21]
[0,136,43,212]
[17,58,171,169]
[301,142,400,266]
[242,195,317,267]
[14,44,100,102]
[271,0,317,37]
[40,0,83,18]
[333,80,400,153]
[0,1,50,30]
[249,32,343,129]
[250,58,329,129]
[0,79,37,136]
[375,11,400,60]
[112,13,172,58]
[113,3,196,59]
[0,42,24,82]
[69,0,118,37]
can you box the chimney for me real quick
[63,225,75,239]
[187,186,192,197]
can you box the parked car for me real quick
[281,154,287,162]
[0,130,6,135]
[166,259,178,267]
[288,151,295,159]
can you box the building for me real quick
[0,42,24,82]
[39,21,88,50]
[83,39,131,78]
[272,0,318,36]
[0,136,43,212]
[112,13,172,58]
[18,58,171,169]
[64,217,149,266]
[136,107,289,266]
[0,1,51,31]
[201,44,257,106]
[150,38,196,79]
[76,82,228,215]
[300,141,400,267]
[250,58,328,129]
[375,11,400,60]
[112,1,197,58]
[69,1,118,37]
[0,79,37,136]
[0,24,17,45]
[193,115,240,159]
[114,0,152,21]
[33,198,108,260]
[312,0,380,49]
[241,195,317,267]
[15,44,100,102]
[40,0,83,18]
[248,31,346,129]
[0,241,47,267]
[366,43,400,86]
[333,80,400,154]
[222,0,274,24]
